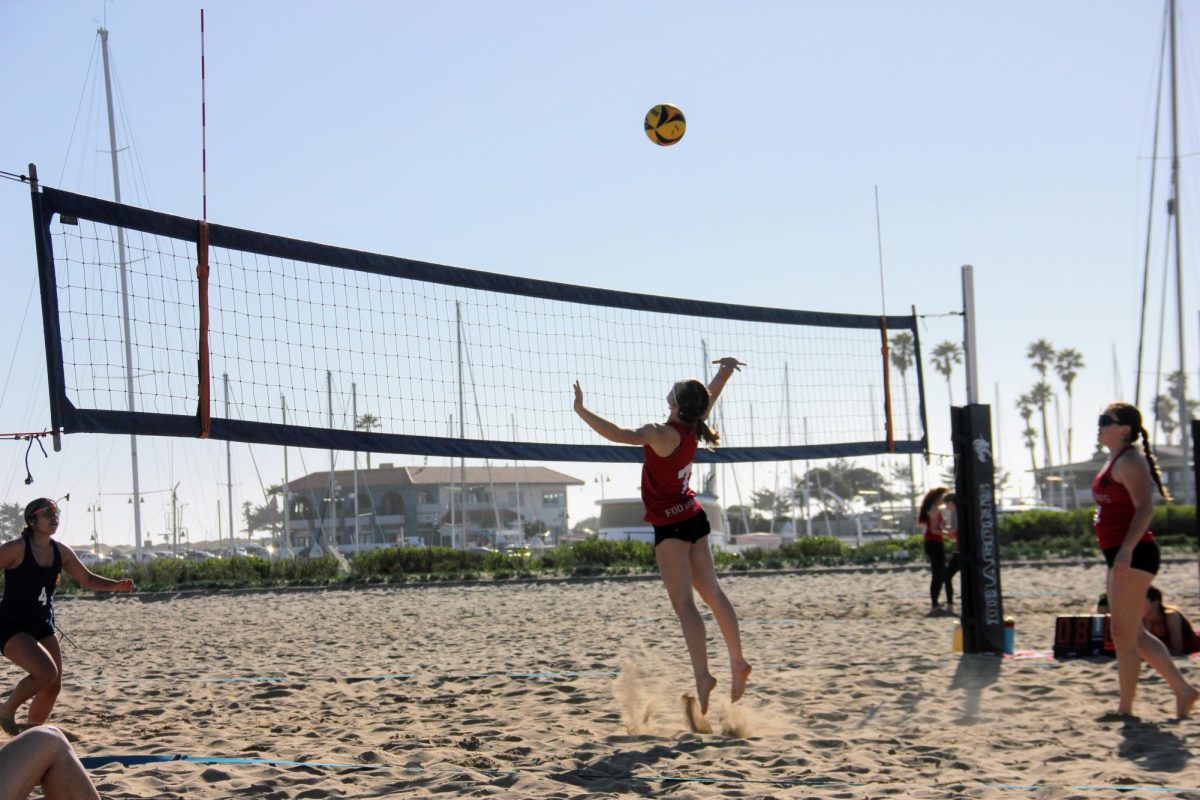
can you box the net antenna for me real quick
[28,183,929,465]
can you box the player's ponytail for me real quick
[1107,403,1171,501]
[674,379,720,447]
[1138,425,1171,501]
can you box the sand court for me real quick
[12,561,1200,798]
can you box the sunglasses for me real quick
[1098,414,1121,427]
[29,505,59,521]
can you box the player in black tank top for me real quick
[0,498,135,735]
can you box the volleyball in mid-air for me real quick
[644,103,686,146]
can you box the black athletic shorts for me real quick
[1102,538,1161,575]
[0,612,54,655]
[653,510,710,547]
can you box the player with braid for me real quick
[1093,403,1198,718]
[573,358,751,721]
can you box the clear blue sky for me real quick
[0,1,1196,547]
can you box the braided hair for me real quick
[672,379,720,447]
[1107,403,1172,501]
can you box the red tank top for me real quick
[641,420,702,526]
[923,517,943,544]
[1091,445,1154,550]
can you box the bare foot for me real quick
[1177,686,1200,719]
[730,660,752,704]
[697,674,717,716]
[681,694,713,734]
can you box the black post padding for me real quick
[1192,420,1200,544]
[951,404,1005,653]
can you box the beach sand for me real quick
[13,559,1200,798]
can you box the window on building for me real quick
[418,490,434,505]
[542,490,564,507]
[380,492,405,516]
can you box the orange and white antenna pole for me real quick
[200,9,207,220]
[197,9,213,439]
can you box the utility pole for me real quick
[171,483,180,556]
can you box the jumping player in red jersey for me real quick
[0,499,134,735]
[573,358,751,719]
[1093,404,1198,719]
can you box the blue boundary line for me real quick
[80,754,387,770]
[77,756,1200,793]
[70,669,617,687]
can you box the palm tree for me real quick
[1027,339,1055,379]
[1055,348,1084,465]
[355,413,382,469]
[1154,393,1177,444]
[890,331,917,522]
[1016,393,1039,499]
[931,341,963,405]
[1027,340,1056,466]
[1166,370,1198,446]
[1030,382,1054,468]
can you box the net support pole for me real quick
[1192,420,1200,599]
[961,265,979,405]
[951,403,1005,653]
[28,163,63,453]
[282,396,290,554]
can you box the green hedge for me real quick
[995,505,1197,555]
[24,505,1200,592]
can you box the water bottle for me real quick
[1003,617,1015,655]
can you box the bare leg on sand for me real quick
[688,538,751,704]
[0,725,98,800]
[656,540,718,715]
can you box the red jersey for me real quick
[923,517,943,544]
[1091,445,1154,550]
[641,421,702,526]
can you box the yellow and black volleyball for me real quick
[644,103,686,146]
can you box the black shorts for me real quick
[1102,539,1161,575]
[0,614,54,656]
[654,510,710,547]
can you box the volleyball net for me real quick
[29,185,928,463]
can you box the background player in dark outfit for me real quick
[0,499,134,735]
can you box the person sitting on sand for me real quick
[573,358,752,719]
[0,498,134,735]
[1092,403,1198,719]
[0,725,98,800]
[1143,586,1200,656]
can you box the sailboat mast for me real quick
[99,27,145,561]
[1169,0,1192,503]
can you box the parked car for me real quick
[183,549,218,561]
